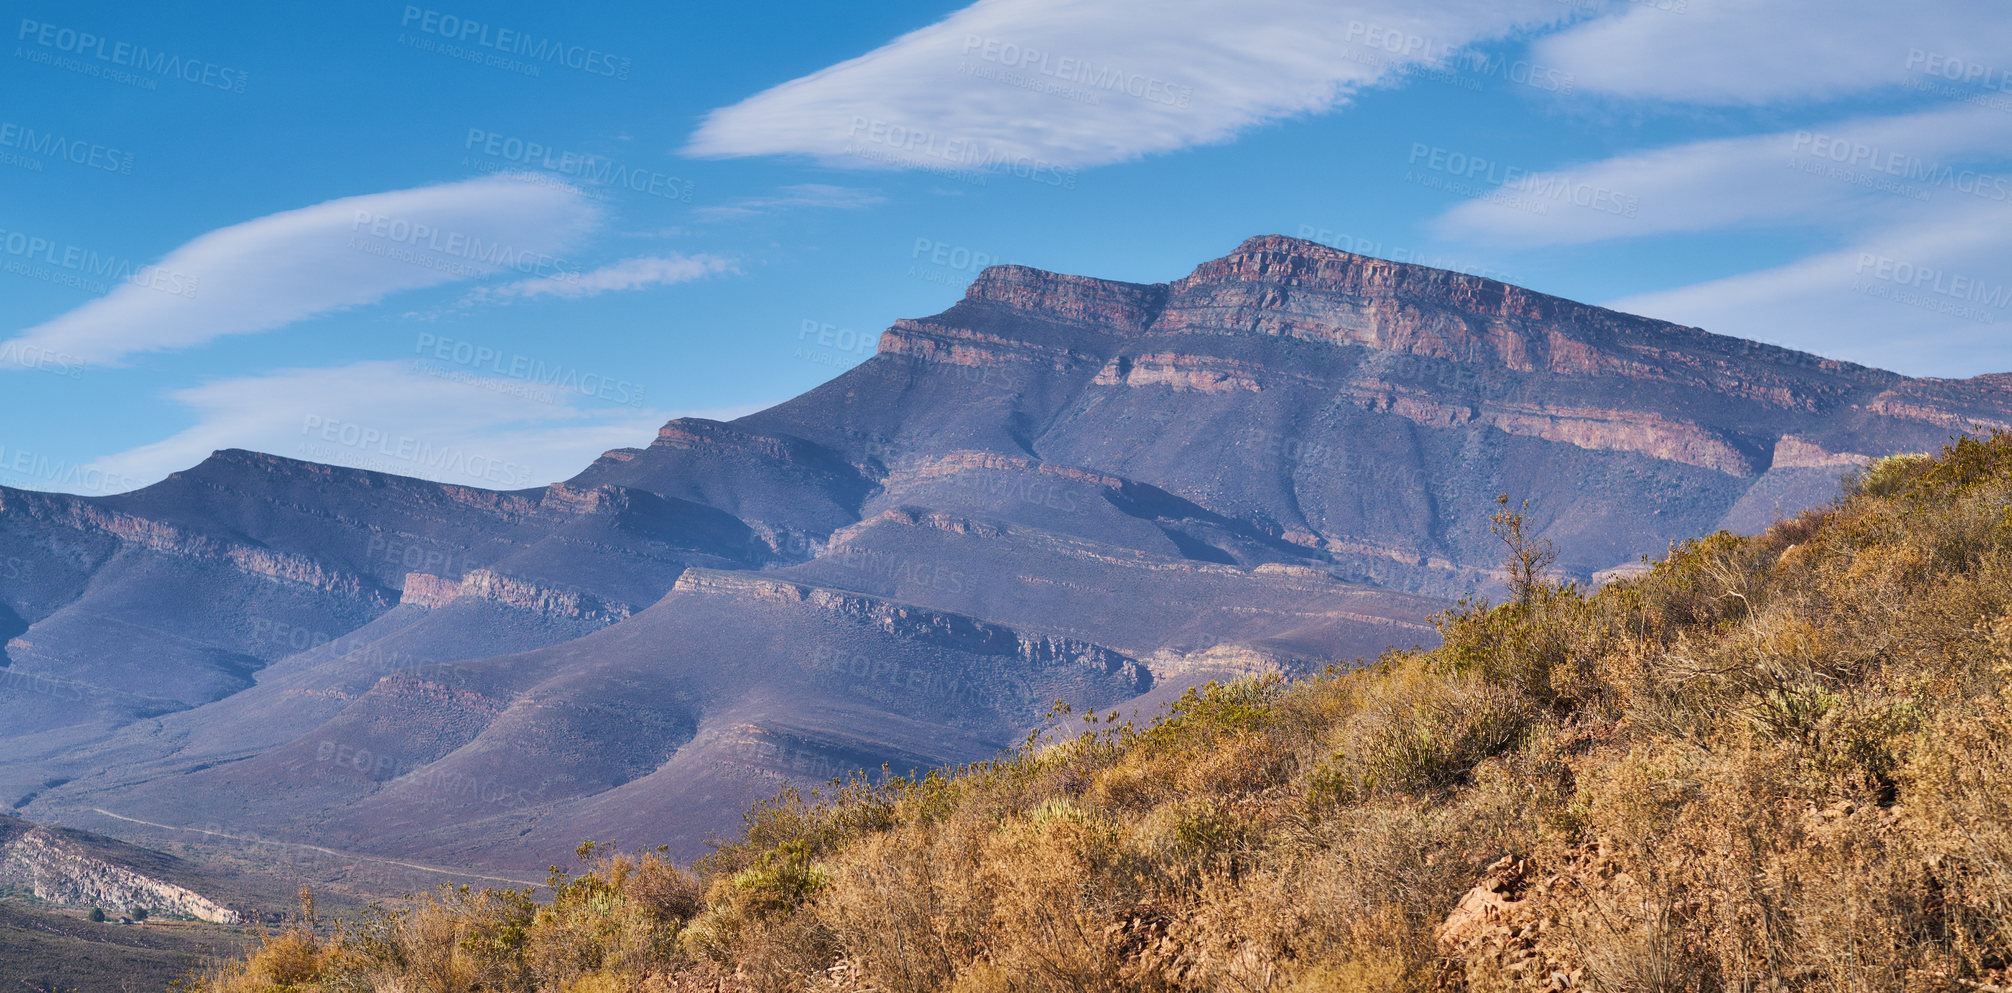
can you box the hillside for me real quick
[0,814,241,923]
[0,813,345,993]
[6,235,2011,876]
[0,901,247,993]
[194,435,2012,991]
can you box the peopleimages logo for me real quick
[0,227,199,298]
[0,121,133,174]
[797,320,876,360]
[298,415,533,487]
[1407,143,1640,217]
[0,445,146,494]
[0,667,84,703]
[0,340,82,378]
[415,332,648,407]
[1293,225,1516,283]
[960,35,1192,108]
[350,210,580,280]
[1790,131,2012,204]
[399,7,632,79]
[316,740,537,808]
[1905,49,2012,92]
[464,129,694,202]
[846,118,1077,189]
[1851,253,2012,324]
[16,19,249,93]
[1340,21,1573,94]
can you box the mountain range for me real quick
[3,234,2006,875]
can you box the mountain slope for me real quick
[3,235,2008,874]
[196,437,2012,993]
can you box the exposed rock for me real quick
[455,569,633,623]
[0,827,239,924]
[1771,434,1871,470]
[674,569,1148,689]
[962,265,1167,332]
[399,572,461,609]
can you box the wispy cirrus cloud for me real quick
[87,361,762,493]
[466,253,739,304]
[1535,0,2012,105]
[1419,100,2012,376]
[1434,104,2012,246]
[1605,208,2012,377]
[692,183,886,221]
[0,175,601,370]
[686,0,1568,173]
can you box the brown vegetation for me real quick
[191,438,2012,991]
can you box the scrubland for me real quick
[194,437,2012,992]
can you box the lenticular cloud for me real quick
[0,173,600,369]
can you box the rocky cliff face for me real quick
[893,236,1950,484]
[0,487,389,601]
[0,826,239,923]
[448,569,635,622]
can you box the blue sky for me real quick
[4,0,2011,494]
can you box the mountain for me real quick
[2,234,2007,876]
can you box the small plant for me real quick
[1491,493,1558,604]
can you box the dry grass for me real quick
[191,435,2012,992]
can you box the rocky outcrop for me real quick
[876,318,1103,373]
[1093,352,1266,393]
[399,572,462,609]
[647,419,830,465]
[0,827,239,923]
[454,569,632,623]
[673,569,1148,689]
[538,481,623,516]
[891,451,1129,491]
[961,266,1167,332]
[1770,435,1871,470]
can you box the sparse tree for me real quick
[87,906,105,922]
[130,906,148,921]
[1491,493,1556,604]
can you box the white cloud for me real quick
[83,361,762,494]
[1534,0,2012,104]
[467,253,739,303]
[1433,104,2012,246]
[693,183,887,221]
[1606,209,2012,377]
[1421,103,2012,376]
[686,0,1567,172]
[0,175,600,369]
